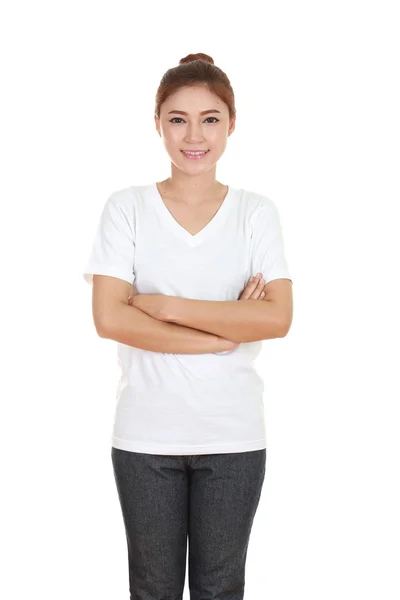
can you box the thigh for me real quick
[111,447,189,600]
[188,449,266,600]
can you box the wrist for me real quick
[164,295,180,322]
[213,336,238,352]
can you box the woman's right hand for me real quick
[215,273,266,352]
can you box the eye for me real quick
[169,117,220,124]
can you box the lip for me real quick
[181,149,210,153]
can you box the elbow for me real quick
[96,325,108,339]
[278,317,293,338]
[94,308,120,339]
[95,319,111,339]
[260,319,290,341]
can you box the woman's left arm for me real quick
[130,287,290,344]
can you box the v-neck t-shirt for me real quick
[83,183,292,455]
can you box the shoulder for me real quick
[103,185,153,223]
[109,184,148,208]
[237,187,279,223]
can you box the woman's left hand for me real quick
[129,293,174,321]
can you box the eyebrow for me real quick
[167,109,221,116]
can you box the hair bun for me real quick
[179,53,214,65]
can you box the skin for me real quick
[130,274,267,320]
[154,84,236,204]
[130,85,266,325]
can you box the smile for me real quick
[181,150,210,159]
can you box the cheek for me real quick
[164,132,183,152]
[208,132,226,149]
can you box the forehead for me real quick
[162,85,228,115]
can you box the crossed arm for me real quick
[130,278,293,344]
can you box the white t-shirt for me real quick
[83,183,292,455]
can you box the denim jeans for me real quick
[111,447,266,600]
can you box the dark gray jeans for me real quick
[111,447,266,600]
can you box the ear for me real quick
[228,116,236,136]
[154,114,161,137]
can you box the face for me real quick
[155,85,235,173]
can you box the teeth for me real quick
[183,150,208,155]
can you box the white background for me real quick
[1,1,399,599]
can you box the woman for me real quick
[83,53,293,600]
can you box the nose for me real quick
[184,123,206,143]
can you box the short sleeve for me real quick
[83,194,135,287]
[250,199,292,285]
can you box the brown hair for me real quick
[154,53,236,121]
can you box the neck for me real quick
[158,177,225,205]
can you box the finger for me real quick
[244,277,260,298]
[249,277,266,299]
[249,275,262,288]
[249,275,264,288]
[240,274,264,300]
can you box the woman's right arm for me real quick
[99,302,234,354]
[97,276,264,355]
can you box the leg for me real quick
[188,449,266,600]
[111,447,189,600]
